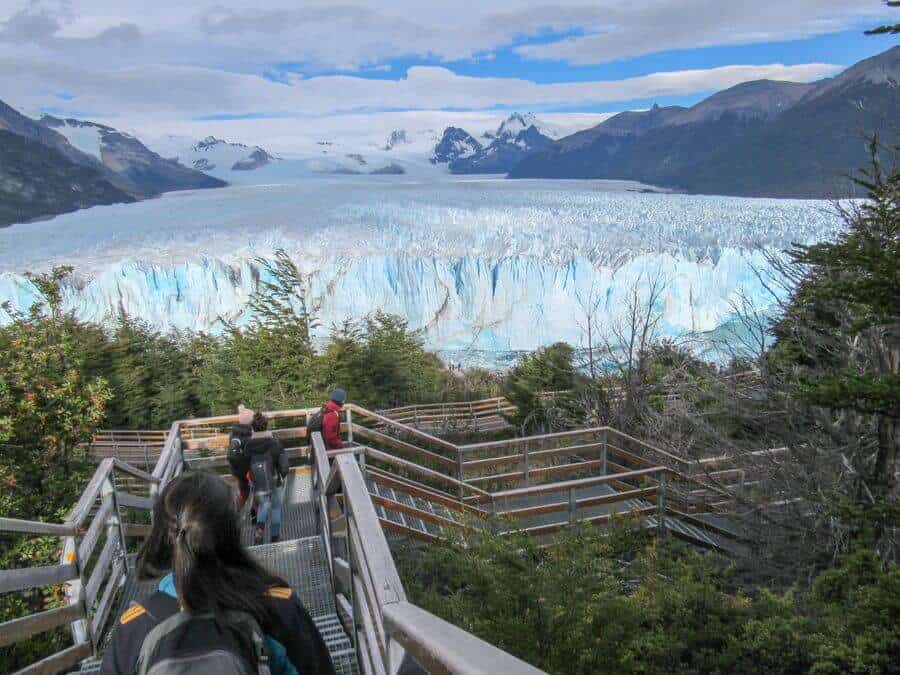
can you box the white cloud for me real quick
[514,1,891,64]
[3,59,841,125]
[0,0,887,141]
[0,0,890,72]
[0,59,840,143]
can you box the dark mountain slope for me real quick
[451,125,555,174]
[0,130,134,228]
[671,80,900,198]
[509,46,900,197]
[41,116,226,196]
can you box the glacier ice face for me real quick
[0,176,844,365]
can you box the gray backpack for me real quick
[136,609,271,675]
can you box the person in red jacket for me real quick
[322,388,346,450]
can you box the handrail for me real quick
[1,454,160,671]
[364,446,492,501]
[348,404,460,454]
[382,602,545,675]
[490,466,668,500]
[311,432,546,675]
[457,426,606,454]
[605,428,693,469]
[179,407,316,427]
[378,397,509,415]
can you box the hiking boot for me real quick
[271,535,280,544]
[253,526,265,545]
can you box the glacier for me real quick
[0,175,844,366]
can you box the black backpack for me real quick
[307,406,329,433]
[227,427,252,472]
[249,449,275,495]
[136,608,271,675]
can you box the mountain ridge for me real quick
[508,46,900,197]
[0,101,226,226]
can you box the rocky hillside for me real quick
[0,130,134,227]
[0,99,226,226]
[509,46,900,198]
[41,117,226,196]
[432,113,557,174]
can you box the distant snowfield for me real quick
[139,110,615,159]
[0,174,843,365]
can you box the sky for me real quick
[0,0,897,146]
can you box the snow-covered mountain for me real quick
[485,112,563,141]
[39,116,225,196]
[431,127,482,164]
[167,136,278,173]
[436,113,556,174]
[383,130,411,150]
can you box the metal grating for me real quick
[314,614,359,675]
[249,536,336,620]
[281,467,318,540]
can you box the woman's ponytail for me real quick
[136,471,284,623]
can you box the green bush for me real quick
[397,525,898,675]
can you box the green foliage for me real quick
[398,526,899,675]
[770,147,899,496]
[0,268,109,671]
[104,317,204,428]
[319,313,450,408]
[504,342,583,432]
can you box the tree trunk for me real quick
[875,413,899,498]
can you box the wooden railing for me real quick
[310,433,545,675]
[379,397,515,434]
[0,458,158,674]
[87,429,168,470]
[1,398,758,674]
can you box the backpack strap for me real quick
[223,610,271,675]
[135,610,270,675]
[136,611,205,675]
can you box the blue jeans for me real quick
[256,486,284,540]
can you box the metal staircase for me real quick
[2,397,761,674]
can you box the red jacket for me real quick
[322,400,343,450]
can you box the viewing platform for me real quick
[1,398,764,674]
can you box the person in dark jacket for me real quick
[322,389,346,450]
[100,471,334,675]
[228,404,255,516]
[246,412,289,544]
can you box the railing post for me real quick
[523,442,530,488]
[175,434,184,476]
[657,471,667,537]
[62,536,88,647]
[457,451,465,500]
[346,512,359,656]
[346,406,354,444]
[601,429,608,475]
[106,470,130,574]
[568,488,576,524]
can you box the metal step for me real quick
[366,478,462,539]
[249,537,336,620]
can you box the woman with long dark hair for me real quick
[101,471,335,675]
